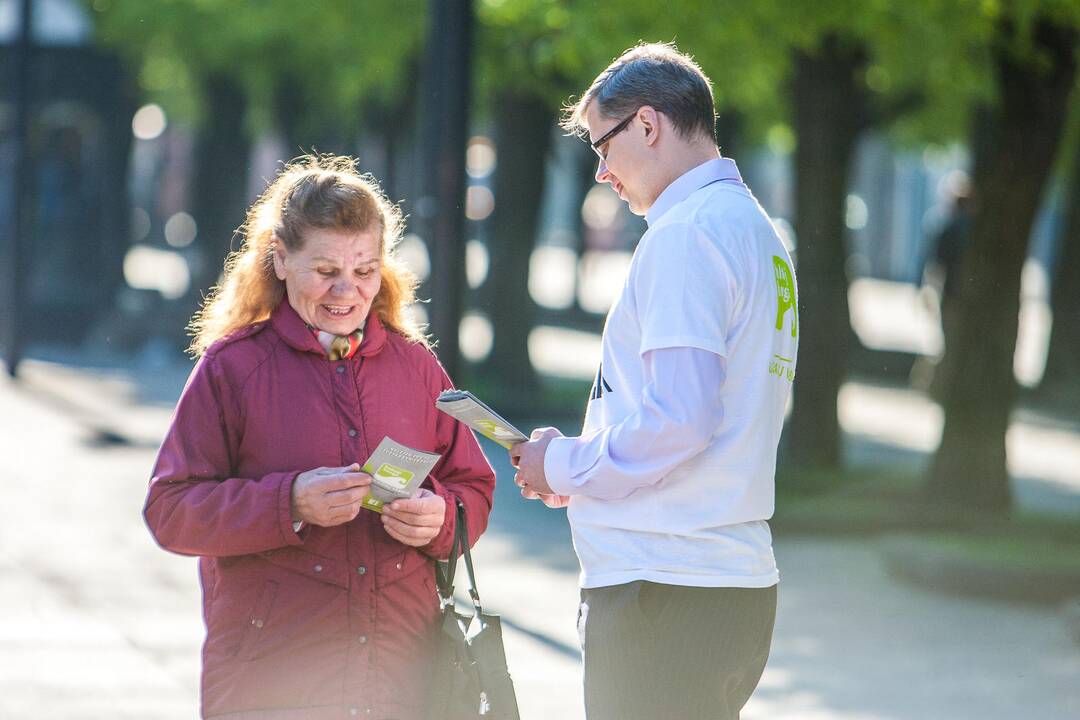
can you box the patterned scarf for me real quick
[311,327,364,361]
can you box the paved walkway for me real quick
[1,357,1078,718]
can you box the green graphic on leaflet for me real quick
[475,419,523,445]
[375,463,414,487]
[359,458,385,512]
[361,462,412,512]
[359,438,440,514]
[772,256,797,337]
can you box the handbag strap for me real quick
[434,498,482,608]
[434,503,461,596]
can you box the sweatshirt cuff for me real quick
[544,436,578,496]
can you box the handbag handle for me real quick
[434,497,482,609]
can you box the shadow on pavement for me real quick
[11,373,164,450]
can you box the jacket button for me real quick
[357,566,367,576]
[348,428,358,437]
[314,564,323,573]
[357,634,368,644]
[395,562,403,570]
[336,365,346,374]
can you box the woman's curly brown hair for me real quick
[188,154,424,356]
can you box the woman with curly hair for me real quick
[146,155,495,719]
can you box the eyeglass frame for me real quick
[589,110,638,159]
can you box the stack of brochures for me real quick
[435,389,528,449]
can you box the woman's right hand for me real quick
[291,464,373,527]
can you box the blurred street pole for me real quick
[421,0,472,379]
[3,0,33,378]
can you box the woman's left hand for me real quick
[380,489,446,547]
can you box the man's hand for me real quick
[291,464,372,527]
[381,489,446,547]
[524,489,572,508]
[510,427,568,506]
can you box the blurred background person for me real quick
[915,172,973,397]
[927,173,974,345]
[143,155,495,720]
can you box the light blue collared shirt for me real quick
[645,157,744,227]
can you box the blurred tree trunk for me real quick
[376,86,417,203]
[787,35,870,470]
[189,73,252,304]
[274,73,352,159]
[274,74,307,157]
[928,18,1078,512]
[715,108,742,165]
[483,90,552,398]
[94,55,137,323]
[356,62,419,206]
[419,0,471,379]
[1041,132,1080,392]
[568,142,597,323]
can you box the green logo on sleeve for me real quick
[772,256,797,337]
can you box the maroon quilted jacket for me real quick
[145,301,495,719]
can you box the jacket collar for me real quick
[271,300,388,358]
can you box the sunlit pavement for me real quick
[745,540,1080,720]
[1,349,1078,719]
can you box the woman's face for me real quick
[273,226,382,335]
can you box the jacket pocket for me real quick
[235,580,279,661]
[260,547,349,589]
[375,547,434,590]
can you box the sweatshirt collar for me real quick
[271,300,387,358]
[646,157,743,227]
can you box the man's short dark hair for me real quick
[562,42,716,142]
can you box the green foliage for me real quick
[86,0,1079,160]
[474,0,599,110]
[89,0,424,134]
[473,0,1048,147]
[751,0,994,145]
[608,1,790,142]
[474,0,787,138]
[90,0,1079,146]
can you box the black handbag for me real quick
[428,498,520,720]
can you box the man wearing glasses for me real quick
[510,43,798,719]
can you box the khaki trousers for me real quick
[579,581,777,720]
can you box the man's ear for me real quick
[272,244,287,281]
[639,106,660,146]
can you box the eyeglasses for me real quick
[589,111,637,159]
